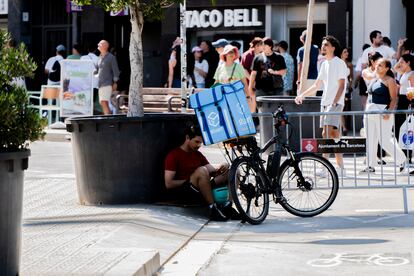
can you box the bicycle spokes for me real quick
[278,154,339,217]
[229,158,269,225]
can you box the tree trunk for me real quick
[128,3,144,117]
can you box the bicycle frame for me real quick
[247,124,305,198]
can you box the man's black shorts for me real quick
[167,180,204,204]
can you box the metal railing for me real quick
[254,109,414,213]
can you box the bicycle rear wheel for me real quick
[228,157,269,225]
[278,152,338,217]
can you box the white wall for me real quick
[353,0,406,62]
[390,1,406,48]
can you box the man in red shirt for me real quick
[164,125,238,221]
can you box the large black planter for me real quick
[66,113,196,205]
[0,150,29,276]
[256,96,322,152]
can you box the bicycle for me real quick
[224,105,339,225]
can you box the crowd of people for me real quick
[296,30,414,175]
[166,36,296,114]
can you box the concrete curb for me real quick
[104,249,160,276]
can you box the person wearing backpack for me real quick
[248,37,287,111]
[45,44,66,85]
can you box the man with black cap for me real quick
[248,37,286,110]
[45,44,66,85]
[212,38,229,55]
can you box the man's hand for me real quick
[112,82,118,92]
[295,95,303,105]
[215,164,229,176]
[398,38,407,48]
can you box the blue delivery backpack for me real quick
[189,80,256,145]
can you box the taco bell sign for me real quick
[185,8,263,29]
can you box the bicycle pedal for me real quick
[274,197,286,204]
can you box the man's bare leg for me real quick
[100,100,110,115]
[190,166,214,204]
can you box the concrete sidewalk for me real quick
[22,141,208,275]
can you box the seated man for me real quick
[164,125,239,221]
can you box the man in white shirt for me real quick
[81,44,99,89]
[295,35,348,176]
[361,30,395,68]
[45,44,66,85]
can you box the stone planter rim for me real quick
[66,113,195,126]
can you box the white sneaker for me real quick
[336,166,346,177]
[360,166,375,174]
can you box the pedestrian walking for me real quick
[361,58,406,173]
[394,54,414,165]
[80,43,100,113]
[213,45,248,92]
[97,40,120,115]
[45,44,66,85]
[241,37,263,112]
[354,44,371,111]
[248,37,286,111]
[295,35,348,176]
[340,47,354,134]
[189,46,209,89]
[212,38,232,67]
[167,37,181,88]
[296,30,320,95]
[200,40,219,88]
[276,40,295,95]
[241,37,263,80]
[361,30,396,68]
[67,43,82,59]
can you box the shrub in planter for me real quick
[0,30,45,275]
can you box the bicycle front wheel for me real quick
[228,157,269,225]
[278,152,339,217]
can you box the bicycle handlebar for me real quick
[273,105,288,127]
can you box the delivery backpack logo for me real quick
[189,80,256,145]
[207,112,220,127]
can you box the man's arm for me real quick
[333,79,345,105]
[269,68,286,77]
[396,38,406,60]
[165,170,187,189]
[248,70,257,97]
[167,58,176,88]
[297,62,303,84]
[295,79,322,104]
[383,78,398,120]
[111,56,120,91]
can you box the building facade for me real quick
[5,0,413,90]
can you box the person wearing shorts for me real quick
[295,35,348,176]
[164,125,239,221]
[320,104,343,129]
[97,40,120,115]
